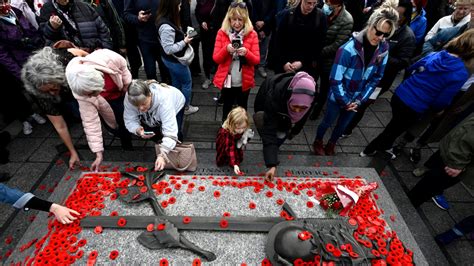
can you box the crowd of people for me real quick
[0,0,473,243]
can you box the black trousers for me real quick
[311,71,330,119]
[221,86,249,122]
[104,96,132,146]
[123,23,142,79]
[364,94,421,154]
[200,27,216,79]
[408,151,462,207]
[0,68,33,122]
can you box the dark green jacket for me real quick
[320,6,353,74]
[440,113,474,188]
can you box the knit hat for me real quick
[287,72,316,123]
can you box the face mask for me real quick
[322,3,334,16]
[0,3,12,14]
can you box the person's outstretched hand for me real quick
[69,152,80,170]
[91,152,103,172]
[265,167,276,182]
[50,203,80,224]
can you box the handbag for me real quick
[173,45,195,66]
[155,136,197,172]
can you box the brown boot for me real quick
[325,141,336,156]
[312,139,325,155]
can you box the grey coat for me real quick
[320,7,353,74]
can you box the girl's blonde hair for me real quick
[221,1,254,36]
[222,107,250,134]
[365,0,399,38]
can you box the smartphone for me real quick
[143,131,155,135]
[231,39,241,49]
[143,9,152,15]
[187,30,198,38]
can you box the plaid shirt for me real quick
[216,127,243,167]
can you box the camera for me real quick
[231,37,242,49]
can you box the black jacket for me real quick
[38,0,112,49]
[123,0,160,44]
[254,73,313,168]
[378,24,416,91]
[252,0,276,35]
[273,5,327,75]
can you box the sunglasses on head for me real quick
[230,2,246,8]
[374,26,390,38]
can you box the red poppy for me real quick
[298,231,313,241]
[249,202,256,209]
[4,236,13,245]
[223,212,231,217]
[168,197,176,204]
[214,191,221,198]
[161,201,168,208]
[89,250,98,259]
[136,181,144,187]
[157,223,166,231]
[94,226,103,234]
[109,250,119,260]
[325,243,335,252]
[183,217,192,224]
[219,219,229,228]
[77,239,87,247]
[110,211,118,216]
[136,166,147,172]
[265,191,273,198]
[371,250,380,257]
[390,215,396,222]
[261,258,272,266]
[165,188,172,194]
[349,252,359,258]
[140,186,148,193]
[119,189,128,195]
[306,201,314,208]
[333,249,342,257]
[198,186,205,192]
[192,258,201,266]
[147,224,154,232]
[117,218,127,227]
[159,258,169,266]
[348,218,357,226]
[276,199,284,205]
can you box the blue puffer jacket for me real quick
[409,9,427,45]
[395,50,469,114]
[38,0,112,49]
[328,30,389,107]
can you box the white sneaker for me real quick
[385,148,397,160]
[23,121,33,135]
[184,105,199,115]
[257,66,267,78]
[30,113,46,124]
[201,79,212,89]
[359,150,376,157]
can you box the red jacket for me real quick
[212,29,260,91]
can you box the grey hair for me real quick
[127,79,152,106]
[365,0,400,38]
[21,47,68,100]
[66,64,104,96]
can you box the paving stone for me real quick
[337,128,368,146]
[187,106,218,122]
[6,162,50,193]
[0,162,23,177]
[340,146,365,154]
[360,127,385,143]
[191,92,220,106]
[419,204,456,234]
[445,240,474,265]
[374,111,393,127]
[6,138,44,162]
[448,203,474,227]
[357,111,384,127]
[28,138,64,162]
[369,99,392,112]
[17,123,54,139]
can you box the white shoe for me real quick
[201,79,212,89]
[385,148,397,160]
[184,105,199,115]
[30,113,46,124]
[23,121,33,135]
[257,66,267,78]
[359,150,376,157]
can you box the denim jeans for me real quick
[161,57,193,106]
[316,100,356,143]
[138,41,170,82]
[259,34,270,67]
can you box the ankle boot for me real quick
[312,139,325,155]
[325,141,336,156]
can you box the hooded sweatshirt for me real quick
[123,83,185,153]
[395,50,469,114]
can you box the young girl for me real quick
[212,0,260,121]
[216,107,250,175]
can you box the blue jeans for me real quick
[161,57,193,106]
[316,100,356,143]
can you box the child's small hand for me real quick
[234,165,243,175]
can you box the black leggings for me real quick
[221,86,250,122]
[408,151,462,207]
